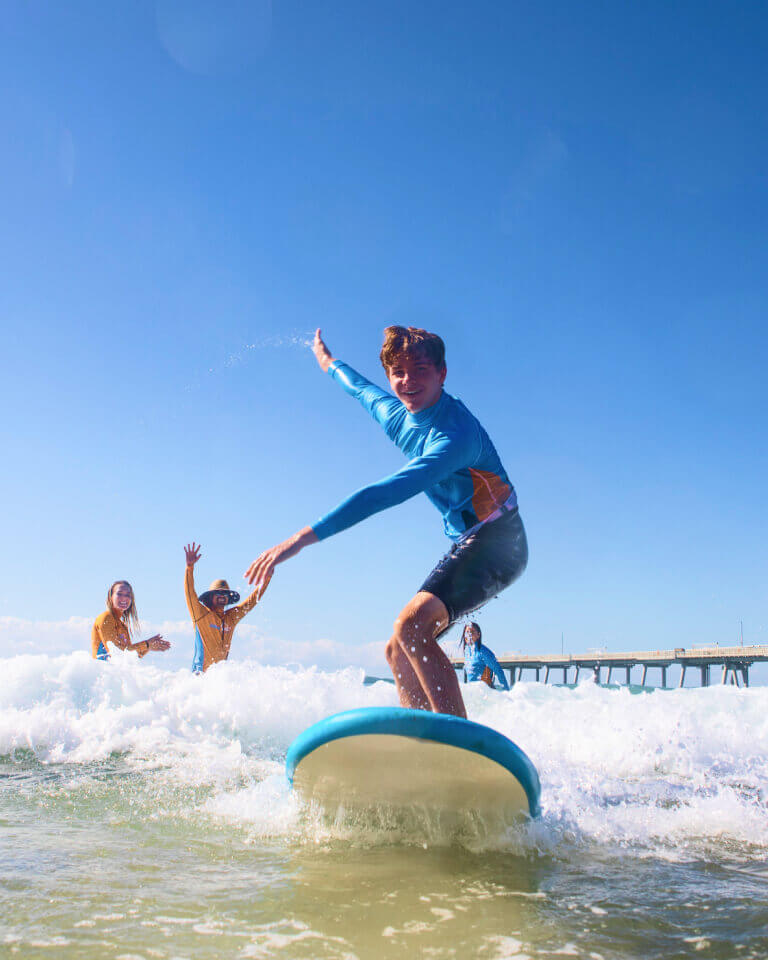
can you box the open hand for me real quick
[244,527,319,590]
[147,634,171,652]
[243,544,283,592]
[184,542,201,566]
[312,328,335,373]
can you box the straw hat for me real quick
[199,578,240,607]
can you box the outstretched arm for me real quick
[245,429,474,587]
[244,527,317,588]
[125,634,170,656]
[96,614,168,658]
[142,634,171,653]
[312,430,472,541]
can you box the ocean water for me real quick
[2,651,767,959]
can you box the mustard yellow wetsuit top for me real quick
[91,610,150,660]
[185,565,262,673]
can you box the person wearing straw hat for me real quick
[184,542,266,673]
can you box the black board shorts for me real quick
[420,507,528,625]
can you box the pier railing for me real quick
[450,644,768,688]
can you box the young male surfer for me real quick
[244,327,528,717]
[184,542,266,673]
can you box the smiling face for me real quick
[386,351,446,414]
[210,590,229,613]
[111,582,133,613]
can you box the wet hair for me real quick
[379,325,446,372]
[107,580,140,640]
[460,621,482,650]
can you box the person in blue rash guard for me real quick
[244,326,528,718]
[460,622,510,691]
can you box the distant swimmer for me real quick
[91,581,170,660]
[184,542,266,673]
[244,327,528,718]
[460,622,510,691]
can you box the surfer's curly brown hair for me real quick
[379,326,446,372]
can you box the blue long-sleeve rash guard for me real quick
[312,361,516,543]
[464,643,510,690]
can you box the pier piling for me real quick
[452,645,768,690]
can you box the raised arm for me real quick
[311,328,335,372]
[184,542,209,623]
[313,328,402,434]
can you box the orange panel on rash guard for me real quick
[469,468,512,523]
[91,610,149,660]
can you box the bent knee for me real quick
[392,610,416,640]
[384,638,400,664]
[393,594,445,637]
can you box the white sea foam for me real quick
[0,651,391,765]
[2,652,767,858]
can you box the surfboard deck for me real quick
[286,707,541,819]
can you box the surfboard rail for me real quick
[286,707,541,819]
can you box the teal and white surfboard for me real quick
[286,707,541,819]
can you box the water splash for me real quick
[220,332,315,369]
[3,651,768,858]
[201,331,315,377]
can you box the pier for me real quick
[451,644,768,688]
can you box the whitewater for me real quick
[3,651,768,958]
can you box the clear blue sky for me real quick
[1,0,766,670]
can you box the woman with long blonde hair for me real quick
[91,580,170,660]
